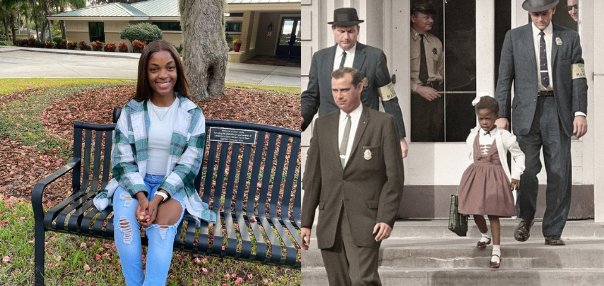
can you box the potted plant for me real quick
[233,38,241,52]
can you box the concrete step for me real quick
[309,219,604,239]
[302,220,604,285]
[302,237,604,269]
[301,268,604,286]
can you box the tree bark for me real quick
[1,11,9,42]
[40,20,46,42]
[59,6,66,39]
[10,12,17,45]
[179,0,228,100]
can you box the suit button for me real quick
[342,180,346,183]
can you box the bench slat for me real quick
[211,143,229,213]
[202,140,218,204]
[100,129,112,188]
[271,217,298,266]
[211,211,224,256]
[223,143,240,212]
[235,144,252,212]
[235,213,253,261]
[259,217,282,264]
[282,136,301,221]
[67,193,97,232]
[246,131,265,216]
[257,133,277,219]
[183,218,198,252]
[248,220,267,263]
[223,211,239,258]
[269,135,288,218]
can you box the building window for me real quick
[225,22,242,32]
[152,22,182,31]
[410,0,476,142]
[89,22,105,42]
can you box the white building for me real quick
[301,0,603,221]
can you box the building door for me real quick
[275,17,301,58]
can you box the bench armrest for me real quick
[32,157,81,219]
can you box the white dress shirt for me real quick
[478,127,497,155]
[333,43,356,71]
[532,22,554,91]
[338,104,363,167]
[531,23,586,117]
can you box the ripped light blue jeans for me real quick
[113,174,185,286]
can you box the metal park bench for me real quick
[32,111,301,285]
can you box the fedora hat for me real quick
[411,2,437,15]
[327,8,364,26]
[522,0,559,12]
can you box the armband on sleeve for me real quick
[378,82,397,101]
[572,63,586,79]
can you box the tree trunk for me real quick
[59,6,66,39]
[26,14,31,38]
[1,11,9,42]
[179,0,228,100]
[47,20,53,41]
[34,13,39,40]
[43,1,52,41]
[40,21,46,42]
[10,12,17,45]
[33,1,40,39]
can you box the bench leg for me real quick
[34,218,45,286]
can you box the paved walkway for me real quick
[0,46,301,87]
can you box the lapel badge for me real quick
[364,149,372,160]
[362,77,369,87]
[432,47,437,55]
[556,37,563,46]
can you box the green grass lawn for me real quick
[0,78,136,96]
[0,197,299,285]
[0,78,301,285]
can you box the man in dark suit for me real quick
[495,0,588,246]
[301,7,409,158]
[301,67,404,285]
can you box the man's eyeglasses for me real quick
[567,4,578,11]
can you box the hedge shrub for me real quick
[120,23,162,45]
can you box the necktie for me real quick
[339,51,347,68]
[484,131,491,136]
[419,34,429,84]
[539,31,550,88]
[339,114,351,167]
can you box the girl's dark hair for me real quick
[133,40,191,102]
[475,96,499,115]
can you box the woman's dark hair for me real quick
[133,40,191,102]
[475,96,499,115]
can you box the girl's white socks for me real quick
[480,232,491,243]
[491,245,501,262]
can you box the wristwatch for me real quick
[156,191,169,203]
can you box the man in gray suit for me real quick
[301,67,404,285]
[495,0,588,245]
[301,8,409,158]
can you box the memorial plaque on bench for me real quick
[209,127,257,145]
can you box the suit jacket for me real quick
[495,23,588,137]
[301,43,406,138]
[465,126,525,181]
[301,107,404,249]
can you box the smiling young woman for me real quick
[94,40,215,285]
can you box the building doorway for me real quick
[275,17,301,58]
